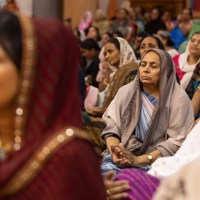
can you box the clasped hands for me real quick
[110,143,140,168]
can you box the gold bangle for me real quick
[196,85,200,92]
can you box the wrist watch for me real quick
[147,154,153,164]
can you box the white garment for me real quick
[178,39,200,89]
[108,37,136,73]
[167,48,179,58]
[180,62,196,89]
[148,121,200,179]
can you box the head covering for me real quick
[102,49,194,156]
[109,37,137,73]
[179,32,200,89]
[0,11,81,187]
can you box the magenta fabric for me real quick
[173,54,185,80]
[115,169,160,200]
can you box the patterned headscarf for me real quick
[179,32,200,89]
[109,37,137,73]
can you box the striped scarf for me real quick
[135,91,158,141]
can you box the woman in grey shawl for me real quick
[101,49,194,174]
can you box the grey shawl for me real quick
[102,49,194,157]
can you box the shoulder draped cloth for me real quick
[0,13,99,197]
[102,49,194,156]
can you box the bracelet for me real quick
[196,84,200,92]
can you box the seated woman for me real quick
[139,34,164,58]
[192,74,200,120]
[139,34,180,83]
[155,30,179,58]
[86,37,138,117]
[104,120,200,200]
[86,35,165,117]
[83,37,138,152]
[0,11,106,200]
[185,62,200,99]
[101,49,194,175]
[80,38,100,88]
[95,46,111,92]
[173,31,200,89]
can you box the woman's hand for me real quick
[114,144,140,167]
[111,144,139,168]
[110,145,124,166]
[103,171,130,200]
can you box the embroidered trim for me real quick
[12,14,37,151]
[0,127,92,197]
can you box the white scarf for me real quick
[179,39,200,89]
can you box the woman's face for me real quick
[0,47,20,108]
[139,51,160,87]
[151,8,159,20]
[161,11,170,21]
[87,27,98,41]
[189,33,200,57]
[104,42,120,67]
[140,37,159,57]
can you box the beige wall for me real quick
[63,0,98,29]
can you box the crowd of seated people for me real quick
[1,1,200,199]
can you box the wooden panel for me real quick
[130,0,185,17]
[62,0,98,29]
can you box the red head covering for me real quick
[0,14,82,186]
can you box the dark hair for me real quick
[140,35,165,50]
[152,36,165,50]
[80,38,101,51]
[185,7,193,18]
[137,31,150,39]
[106,37,120,50]
[0,10,22,70]
[152,5,164,18]
[103,32,113,39]
[85,25,101,41]
[113,31,123,38]
[157,30,174,47]
[186,63,200,99]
